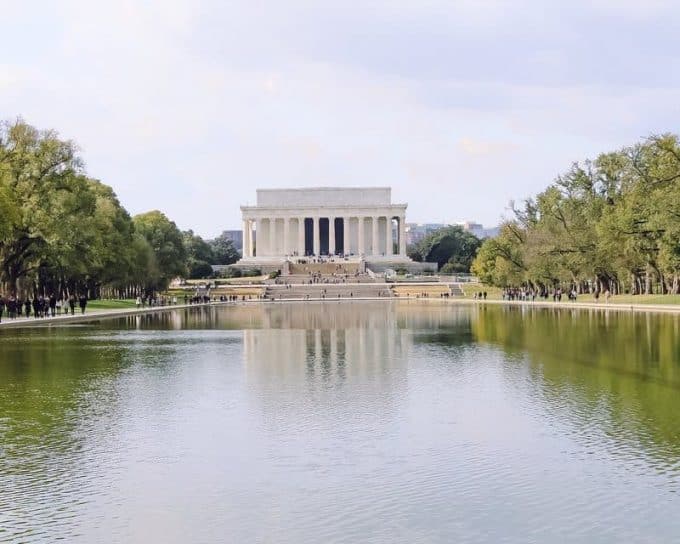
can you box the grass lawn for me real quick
[461,283,680,305]
[87,299,138,310]
[601,294,680,305]
[460,283,503,299]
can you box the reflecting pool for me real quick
[1,301,679,543]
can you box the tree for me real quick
[210,232,240,265]
[183,230,216,279]
[133,211,187,290]
[472,223,526,287]
[412,226,482,271]
[473,134,680,295]
[0,120,80,288]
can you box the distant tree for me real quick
[406,245,422,262]
[133,211,187,289]
[413,226,482,271]
[210,231,240,265]
[183,230,216,279]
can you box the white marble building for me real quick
[237,187,413,267]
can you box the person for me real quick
[49,294,57,317]
[79,294,88,314]
[24,297,31,318]
[68,295,76,315]
[56,298,62,315]
[0,295,5,323]
[32,297,40,319]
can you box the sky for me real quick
[2,0,680,238]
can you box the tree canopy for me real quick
[472,134,680,294]
[409,226,482,272]
[0,119,230,298]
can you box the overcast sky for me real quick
[3,1,680,237]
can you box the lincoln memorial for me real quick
[235,187,428,272]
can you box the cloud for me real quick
[2,0,680,235]
[457,138,518,157]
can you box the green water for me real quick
[1,302,679,543]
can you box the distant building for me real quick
[458,221,485,239]
[482,226,500,238]
[405,223,447,246]
[406,221,500,245]
[221,230,244,253]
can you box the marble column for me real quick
[329,216,335,255]
[247,219,253,257]
[298,217,305,256]
[343,217,350,256]
[242,219,250,258]
[269,218,276,256]
[283,217,290,256]
[399,215,406,256]
[358,217,365,256]
[386,216,393,256]
[255,219,262,256]
[372,216,379,256]
[313,217,320,256]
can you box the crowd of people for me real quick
[0,294,88,323]
[499,287,611,303]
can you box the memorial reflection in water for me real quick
[3,301,680,543]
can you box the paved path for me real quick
[427,297,680,314]
[0,302,228,329]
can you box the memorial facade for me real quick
[238,187,411,265]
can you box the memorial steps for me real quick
[264,283,391,300]
[287,261,362,275]
[263,282,464,300]
[390,284,453,298]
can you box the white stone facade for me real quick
[238,187,409,262]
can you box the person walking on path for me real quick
[0,295,5,323]
[49,294,57,317]
[79,294,88,314]
[68,295,76,315]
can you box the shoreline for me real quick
[2,295,680,330]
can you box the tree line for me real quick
[472,134,680,295]
[408,226,481,273]
[0,119,238,299]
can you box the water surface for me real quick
[1,302,679,543]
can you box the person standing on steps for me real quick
[49,294,57,317]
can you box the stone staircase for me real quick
[269,273,377,285]
[264,283,391,300]
[287,261,361,275]
[449,284,465,297]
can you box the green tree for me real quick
[210,232,240,265]
[0,120,92,291]
[413,226,481,271]
[133,211,187,290]
[183,230,216,279]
